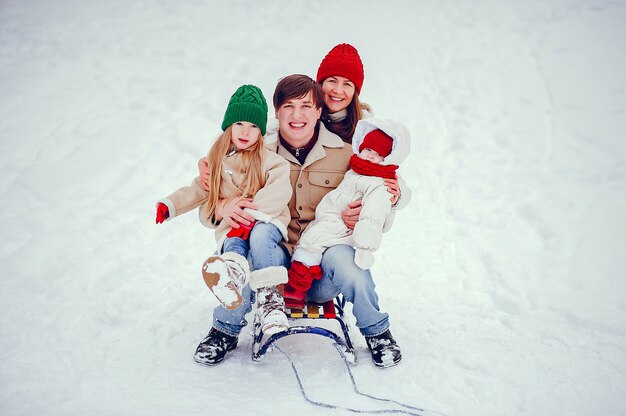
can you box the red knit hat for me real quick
[359,129,394,158]
[316,43,364,94]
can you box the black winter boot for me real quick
[193,328,238,366]
[365,330,402,368]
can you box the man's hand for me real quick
[216,196,257,228]
[341,199,362,230]
[383,175,400,205]
[197,157,211,191]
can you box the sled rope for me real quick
[275,343,438,416]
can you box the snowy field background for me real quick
[1,1,625,415]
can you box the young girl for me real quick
[155,85,292,363]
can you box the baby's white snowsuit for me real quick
[292,118,411,270]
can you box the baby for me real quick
[284,118,411,307]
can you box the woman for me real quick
[315,43,401,228]
[317,42,371,143]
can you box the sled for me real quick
[252,296,356,364]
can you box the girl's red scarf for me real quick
[349,154,398,179]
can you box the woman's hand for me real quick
[383,175,400,205]
[198,157,211,191]
[216,196,256,228]
[341,199,362,230]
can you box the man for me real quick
[196,74,408,368]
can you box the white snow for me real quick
[1,1,625,415]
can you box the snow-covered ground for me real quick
[1,1,625,415]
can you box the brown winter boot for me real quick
[201,252,250,310]
[256,284,289,335]
[249,266,289,335]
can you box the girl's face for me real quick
[231,121,261,150]
[321,76,356,113]
[358,147,384,164]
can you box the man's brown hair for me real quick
[273,74,324,110]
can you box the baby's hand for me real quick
[354,248,374,270]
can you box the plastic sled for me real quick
[252,295,356,364]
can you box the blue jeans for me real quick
[212,222,288,337]
[308,244,390,337]
[212,223,390,337]
[222,236,248,258]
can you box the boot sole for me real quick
[262,321,289,336]
[373,355,402,368]
[193,343,238,366]
[202,256,243,310]
[260,310,289,335]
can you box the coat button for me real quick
[297,183,302,188]
[298,206,302,211]
[325,180,330,184]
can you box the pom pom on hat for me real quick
[221,84,269,135]
[316,43,364,94]
[359,129,394,158]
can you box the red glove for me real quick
[155,203,169,224]
[226,220,256,240]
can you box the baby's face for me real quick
[358,148,384,164]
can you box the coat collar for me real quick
[266,122,344,167]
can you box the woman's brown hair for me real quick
[320,91,370,143]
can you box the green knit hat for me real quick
[221,84,268,135]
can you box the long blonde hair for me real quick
[204,125,265,220]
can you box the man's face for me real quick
[275,91,322,147]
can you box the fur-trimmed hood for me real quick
[351,118,411,166]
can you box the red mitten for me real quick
[155,203,169,224]
[226,220,256,241]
